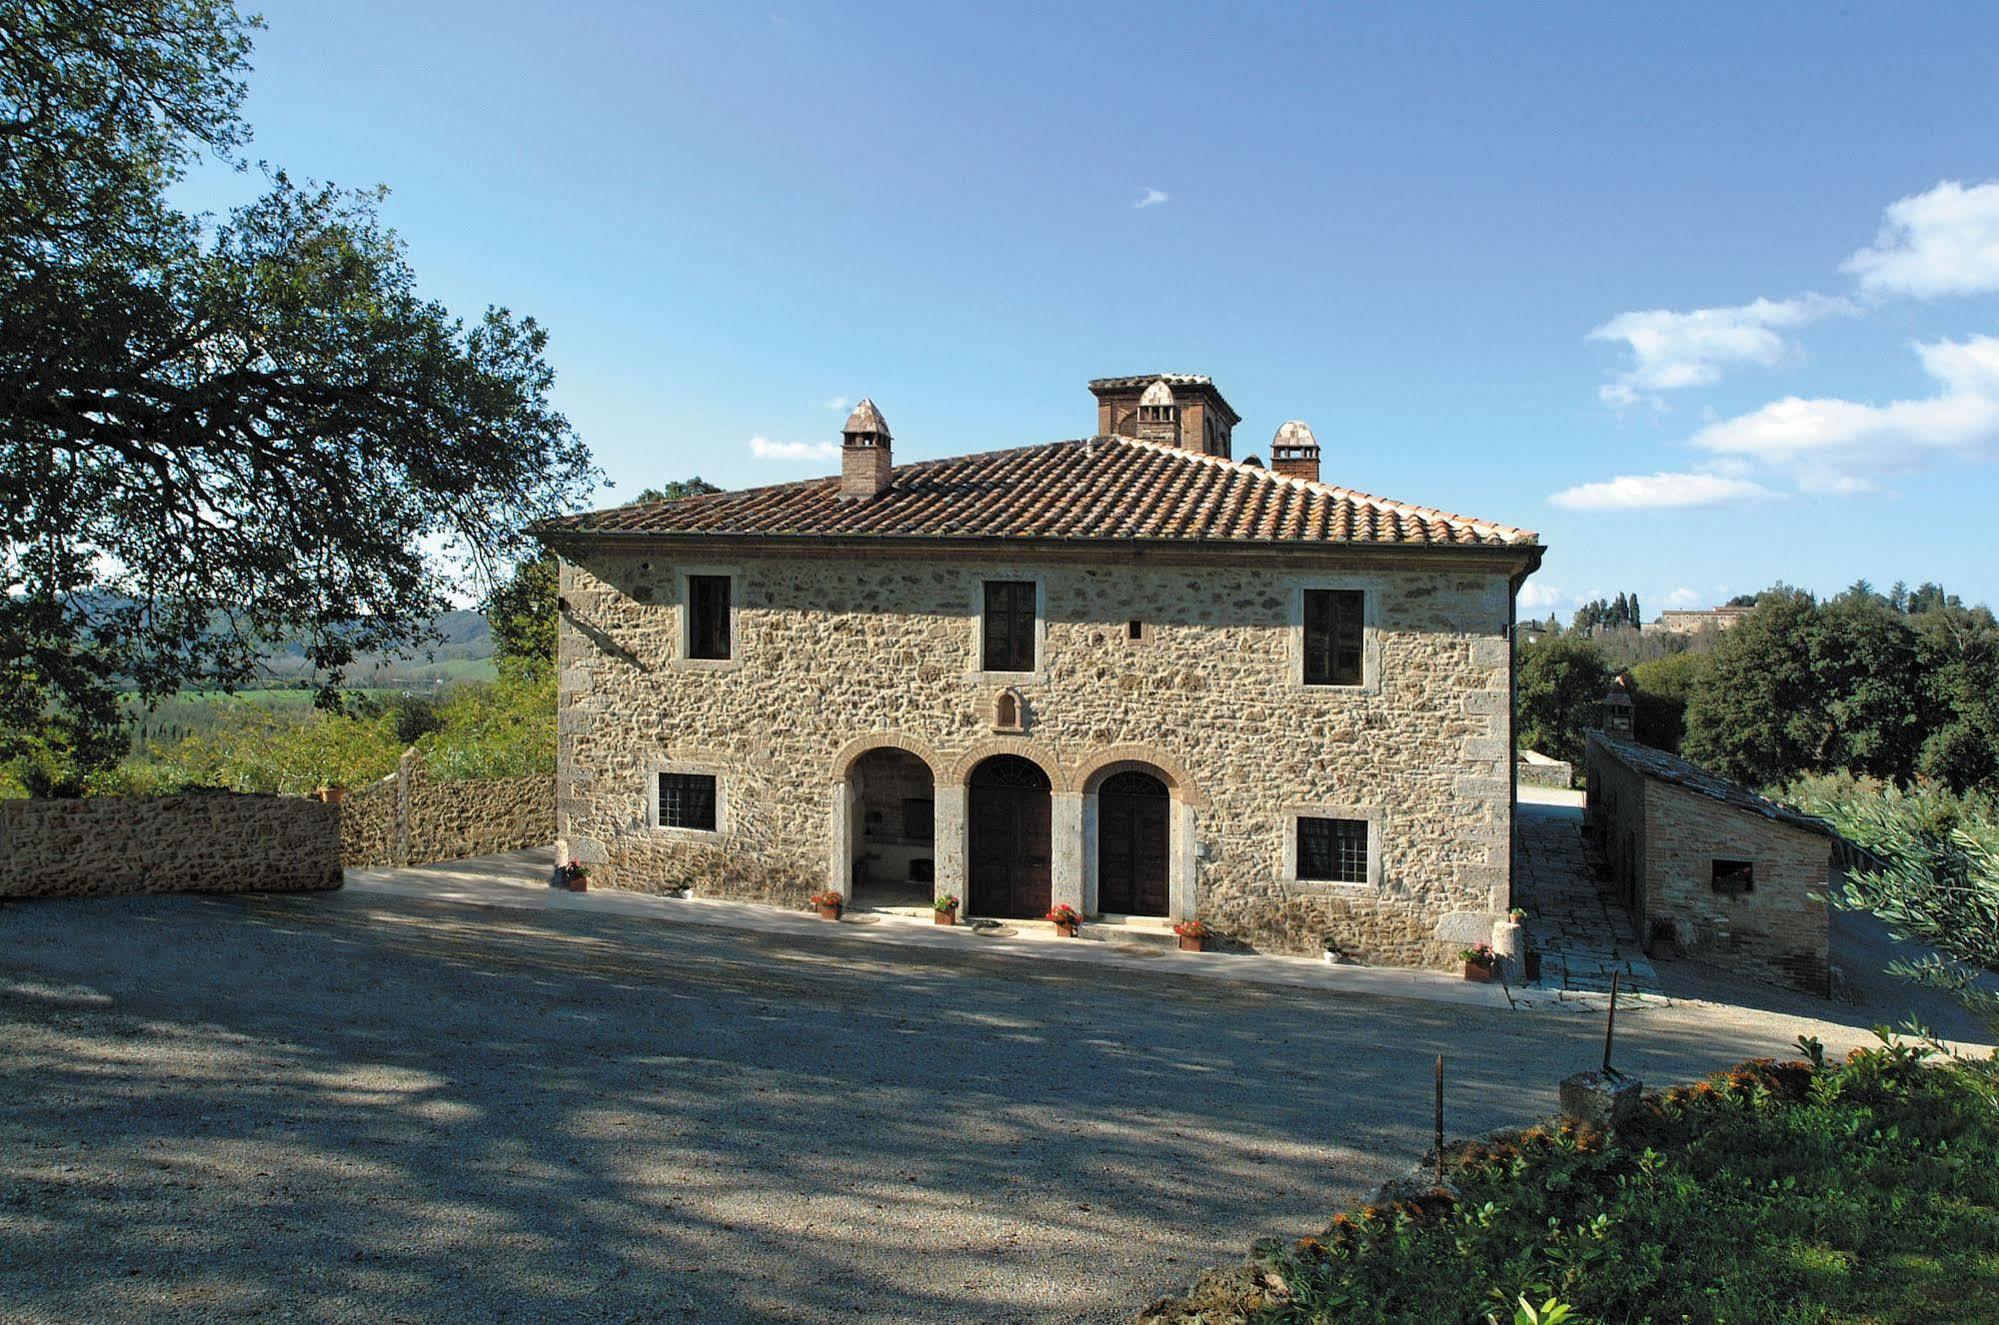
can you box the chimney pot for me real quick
[1270,420,1320,483]
[839,397,892,500]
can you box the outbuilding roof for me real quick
[539,435,1539,549]
[1589,732,1838,839]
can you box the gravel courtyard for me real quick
[0,882,1953,1325]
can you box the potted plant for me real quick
[1172,918,1210,953]
[558,861,591,893]
[1460,942,1497,982]
[1045,903,1082,937]
[933,894,959,926]
[1508,907,1528,925]
[809,891,844,921]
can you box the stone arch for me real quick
[1066,743,1208,808]
[944,737,1065,790]
[833,732,944,781]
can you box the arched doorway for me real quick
[846,746,936,909]
[1097,769,1169,916]
[966,754,1052,919]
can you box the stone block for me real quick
[1558,1070,1643,1129]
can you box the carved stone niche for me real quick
[991,687,1026,734]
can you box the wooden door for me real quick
[1098,770,1169,916]
[967,756,1052,919]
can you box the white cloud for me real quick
[1134,187,1169,209]
[1665,586,1701,608]
[1689,335,1999,482]
[823,396,849,411]
[748,436,840,462]
[1517,580,1566,612]
[1843,179,1999,299]
[1588,294,1850,406]
[1548,471,1775,511]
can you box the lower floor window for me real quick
[1298,815,1368,883]
[1711,858,1754,894]
[658,772,718,831]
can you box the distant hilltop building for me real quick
[1648,606,1754,636]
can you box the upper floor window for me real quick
[982,580,1036,673]
[687,574,732,660]
[1303,588,1364,686]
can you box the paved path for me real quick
[6,872,1976,1325]
[1513,800,1663,998]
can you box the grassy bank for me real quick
[1145,1039,1999,1325]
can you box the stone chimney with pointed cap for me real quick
[1270,420,1320,483]
[839,398,892,500]
[1602,675,1635,739]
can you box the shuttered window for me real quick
[687,575,731,660]
[658,773,717,831]
[982,581,1036,673]
[1303,589,1364,686]
[1298,816,1368,884]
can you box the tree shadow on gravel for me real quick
[0,889,1891,1324]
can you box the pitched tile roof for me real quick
[540,436,1538,549]
[1589,732,1837,839]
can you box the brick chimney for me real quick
[839,398,892,500]
[1270,420,1320,483]
[1602,676,1635,739]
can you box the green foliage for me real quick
[1790,773,1999,1036]
[483,553,558,676]
[417,672,555,780]
[1570,592,1641,634]
[2,0,597,781]
[633,477,721,503]
[1627,651,1706,754]
[1261,1041,1999,1324]
[1515,634,1613,765]
[148,704,402,796]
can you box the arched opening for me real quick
[1096,769,1169,916]
[846,747,936,910]
[966,754,1052,920]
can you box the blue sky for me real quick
[180,2,1999,616]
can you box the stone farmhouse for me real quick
[535,375,1544,968]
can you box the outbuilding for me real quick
[1585,684,1835,995]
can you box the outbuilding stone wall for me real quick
[555,548,1519,967]
[0,794,341,899]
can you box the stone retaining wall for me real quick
[339,749,554,870]
[0,794,341,899]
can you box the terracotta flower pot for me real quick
[934,908,957,926]
[816,902,842,921]
[1054,920,1078,938]
[1463,961,1494,982]
[1178,934,1205,953]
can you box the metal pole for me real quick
[1602,970,1621,1075]
[1434,1054,1445,1186]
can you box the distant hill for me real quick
[251,609,496,688]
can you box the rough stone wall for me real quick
[1517,757,1575,789]
[556,549,1517,967]
[339,775,399,868]
[0,794,341,898]
[1584,737,1649,923]
[1641,779,1832,995]
[336,751,554,870]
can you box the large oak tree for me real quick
[2,1,596,789]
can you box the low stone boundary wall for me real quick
[338,748,554,869]
[0,794,341,899]
[1517,757,1575,789]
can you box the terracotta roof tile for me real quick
[539,436,1538,548]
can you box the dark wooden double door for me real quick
[967,756,1052,919]
[1097,770,1169,916]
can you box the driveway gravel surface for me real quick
[1,879,1971,1324]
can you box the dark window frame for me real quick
[657,771,719,832]
[981,580,1038,673]
[1302,588,1366,686]
[686,574,732,660]
[1297,815,1369,884]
